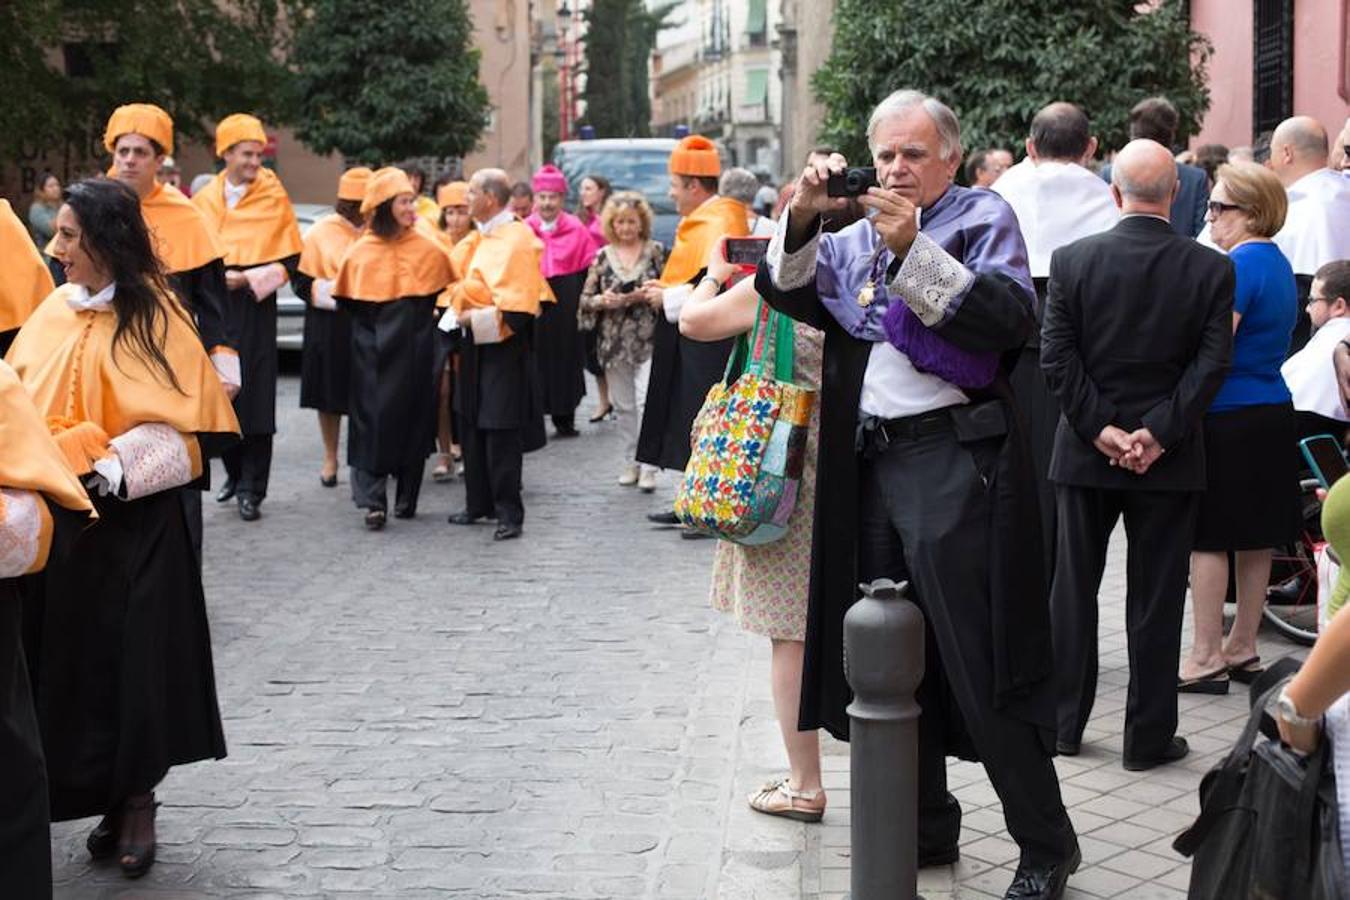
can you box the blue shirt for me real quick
[1210,241,1297,412]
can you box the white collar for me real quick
[475,207,515,236]
[537,214,559,232]
[224,177,249,209]
[67,282,115,312]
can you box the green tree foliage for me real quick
[579,0,674,137]
[813,0,1212,164]
[291,0,490,165]
[0,0,295,162]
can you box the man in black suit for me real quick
[1100,97,1209,237]
[1042,139,1233,771]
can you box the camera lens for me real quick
[846,172,861,191]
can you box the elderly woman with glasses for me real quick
[1178,161,1302,694]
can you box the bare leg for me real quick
[1180,550,1228,679]
[1223,548,1273,665]
[437,364,453,455]
[319,412,340,480]
[771,638,824,800]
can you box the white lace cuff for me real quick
[0,489,45,577]
[662,285,691,324]
[313,277,338,311]
[437,308,461,333]
[211,351,241,390]
[244,263,288,301]
[99,423,196,500]
[886,231,975,328]
[766,210,821,292]
[469,308,504,344]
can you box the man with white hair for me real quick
[1269,116,1350,352]
[720,166,776,236]
[1042,140,1233,776]
[757,89,1079,899]
[992,102,1118,572]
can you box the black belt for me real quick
[857,407,956,457]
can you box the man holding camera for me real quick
[755,89,1078,899]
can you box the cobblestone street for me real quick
[49,372,1309,899]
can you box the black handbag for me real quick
[1173,680,1346,899]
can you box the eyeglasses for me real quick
[1206,201,1244,216]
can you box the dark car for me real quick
[551,138,679,248]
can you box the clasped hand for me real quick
[1095,425,1163,475]
[789,152,918,257]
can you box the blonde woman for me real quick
[578,192,665,489]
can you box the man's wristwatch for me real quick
[1276,688,1321,729]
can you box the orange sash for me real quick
[7,286,240,439]
[141,183,225,274]
[660,195,750,286]
[1,200,55,333]
[448,222,551,316]
[333,227,455,304]
[0,359,92,515]
[192,168,302,267]
[298,214,361,281]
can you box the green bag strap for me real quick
[722,297,767,384]
[744,297,795,384]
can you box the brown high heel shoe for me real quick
[118,792,158,878]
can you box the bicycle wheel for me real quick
[1264,539,1319,646]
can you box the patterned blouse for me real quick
[578,240,666,368]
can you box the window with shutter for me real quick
[1252,0,1293,136]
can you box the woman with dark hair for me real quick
[294,168,371,487]
[28,171,61,249]
[577,173,614,420]
[333,167,455,529]
[7,177,239,878]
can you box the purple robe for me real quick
[814,185,1034,390]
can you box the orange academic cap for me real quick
[669,135,721,177]
[361,167,415,215]
[437,181,469,207]
[338,167,373,202]
[104,103,174,155]
[215,113,267,157]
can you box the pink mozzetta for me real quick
[525,211,600,278]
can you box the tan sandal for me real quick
[748,777,825,822]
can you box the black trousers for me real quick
[858,430,1075,866]
[351,463,425,515]
[222,434,273,502]
[1050,485,1198,759]
[462,422,524,526]
[0,584,50,896]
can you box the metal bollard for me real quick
[844,578,926,900]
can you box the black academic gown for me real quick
[535,270,588,416]
[169,257,235,357]
[754,261,1055,750]
[294,272,353,415]
[1,502,81,895]
[454,312,546,452]
[636,268,735,471]
[227,254,299,436]
[339,295,438,474]
[1008,278,1058,574]
[23,478,231,821]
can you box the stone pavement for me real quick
[48,373,1309,898]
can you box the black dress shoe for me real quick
[1122,736,1189,772]
[918,845,959,867]
[1056,739,1080,756]
[393,505,415,519]
[447,510,486,525]
[238,497,260,521]
[493,523,522,541]
[364,509,386,531]
[554,426,581,438]
[215,480,237,503]
[647,511,680,526]
[1004,844,1080,900]
[680,527,711,540]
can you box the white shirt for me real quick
[223,178,248,210]
[1282,316,1350,421]
[1274,168,1350,276]
[990,159,1118,278]
[475,207,515,237]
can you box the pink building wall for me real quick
[1189,0,1349,150]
